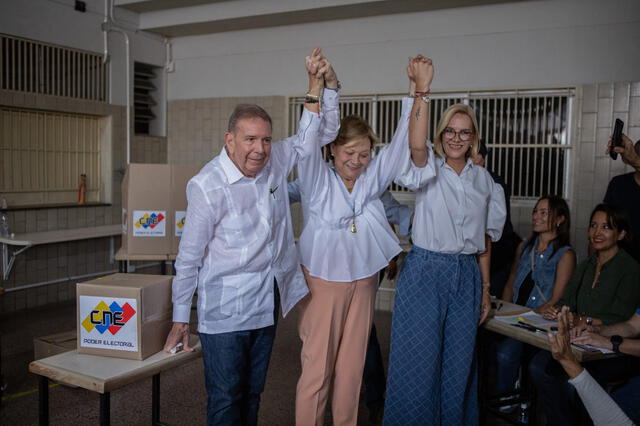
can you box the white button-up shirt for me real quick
[172,92,340,334]
[396,146,506,254]
[295,97,413,282]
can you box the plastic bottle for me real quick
[0,199,9,237]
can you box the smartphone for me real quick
[610,118,624,160]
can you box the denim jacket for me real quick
[512,237,571,309]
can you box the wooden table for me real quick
[0,225,121,280]
[480,301,617,425]
[484,301,617,363]
[29,334,201,425]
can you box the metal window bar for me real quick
[0,33,106,101]
[288,89,573,198]
[0,106,102,205]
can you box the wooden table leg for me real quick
[39,376,49,426]
[100,392,110,425]
[152,373,161,425]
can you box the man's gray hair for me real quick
[227,104,272,133]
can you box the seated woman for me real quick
[530,203,640,426]
[494,195,575,395]
[294,55,434,426]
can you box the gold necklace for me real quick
[331,167,357,233]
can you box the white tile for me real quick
[613,82,630,112]
[596,98,613,128]
[629,97,640,127]
[581,84,598,113]
[598,83,614,99]
[580,113,597,142]
[595,128,611,157]
[578,141,596,168]
[631,82,640,97]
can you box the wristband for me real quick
[414,91,430,104]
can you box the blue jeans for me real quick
[385,247,481,426]
[199,284,279,426]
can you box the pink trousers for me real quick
[295,268,378,426]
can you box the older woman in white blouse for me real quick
[383,59,506,425]
[293,55,433,426]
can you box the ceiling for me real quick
[114,0,522,37]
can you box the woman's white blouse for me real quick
[395,145,506,255]
[296,97,414,282]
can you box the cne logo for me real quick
[134,212,165,229]
[81,300,136,335]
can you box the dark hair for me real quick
[227,104,272,133]
[589,203,632,249]
[522,195,571,257]
[331,115,379,148]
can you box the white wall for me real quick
[168,0,640,100]
[0,0,166,107]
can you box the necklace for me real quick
[331,167,357,233]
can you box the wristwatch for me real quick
[610,335,623,353]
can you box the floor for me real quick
[0,294,514,425]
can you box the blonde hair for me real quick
[332,115,379,148]
[433,104,480,159]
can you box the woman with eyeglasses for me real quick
[383,98,506,425]
[494,195,576,397]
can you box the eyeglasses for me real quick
[443,128,475,141]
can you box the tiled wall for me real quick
[131,135,168,164]
[569,82,640,261]
[0,90,165,314]
[167,96,286,165]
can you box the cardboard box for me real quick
[121,164,172,255]
[34,330,77,360]
[170,164,201,254]
[77,273,173,360]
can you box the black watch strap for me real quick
[610,335,623,353]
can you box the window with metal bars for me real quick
[288,89,573,199]
[134,62,159,135]
[0,107,105,207]
[0,33,107,101]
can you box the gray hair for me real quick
[227,104,272,133]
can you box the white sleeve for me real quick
[319,88,340,147]
[569,369,634,426]
[394,142,437,191]
[172,180,217,323]
[486,177,506,242]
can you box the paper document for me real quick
[517,311,557,329]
